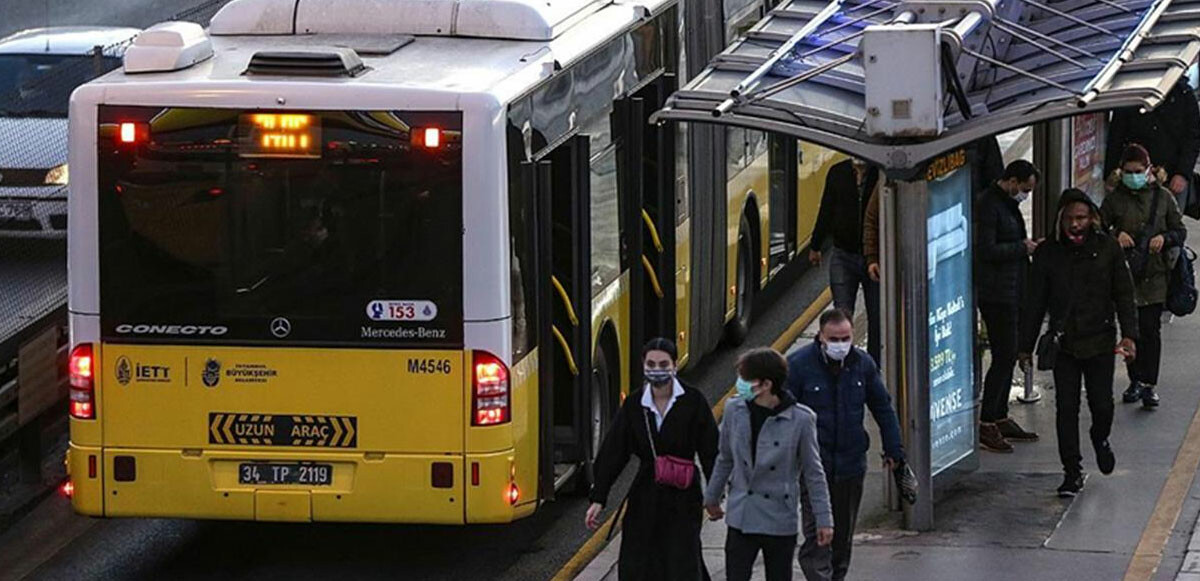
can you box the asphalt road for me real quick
[0,259,828,581]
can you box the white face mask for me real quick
[824,340,852,361]
[1014,190,1030,203]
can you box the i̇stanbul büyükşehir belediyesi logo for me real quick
[202,359,221,388]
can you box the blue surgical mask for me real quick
[735,377,755,400]
[1122,171,1148,190]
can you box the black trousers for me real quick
[725,527,797,581]
[1126,303,1164,386]
[798,474,864,581]
[979,301,1019,422]
[1054,351,1115,476]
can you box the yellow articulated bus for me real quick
[65,0,842,524]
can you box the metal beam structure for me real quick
[653,0,1200,171]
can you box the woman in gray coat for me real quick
[704,348,834,581]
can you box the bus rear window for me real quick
[96,107,463,347]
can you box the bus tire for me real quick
[724,214,755,346]
[576,346,613,494]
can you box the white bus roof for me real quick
[84,0,671,103]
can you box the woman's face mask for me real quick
[1123,171,1149,191]
[644,367,675,385]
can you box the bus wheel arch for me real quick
[578,321,620,492]
[725,197,760,346]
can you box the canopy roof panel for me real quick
[655,0,1200,169]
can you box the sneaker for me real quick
[1141,385,1160,409]
[1123,382,1142,403]
[1094,439,1116,475]
[996,418,1039,442]
[1057,473,1085,497]
[980,423,1014,453]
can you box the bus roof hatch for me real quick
[653,0,1200,170]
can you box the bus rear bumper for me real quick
[66,443,535,523]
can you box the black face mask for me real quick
[644,368,675,385]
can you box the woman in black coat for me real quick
[585,338,719,580]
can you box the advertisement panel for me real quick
[1072,113,1107,202]
[925,151,977,476]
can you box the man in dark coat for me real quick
[809,158,883,364]
[975,160,1041,453]
[1105,78,1200,209]
[787,309,905,581]
[1020,189,1139,497]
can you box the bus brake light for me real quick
[416,127,441,149]
[472,351,510,426]
[118,122,148,144]
[69,343,95,420]
[507,482,520,505]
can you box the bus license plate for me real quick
[238,462,332,486]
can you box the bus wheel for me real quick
[724,214,755,345]
[577,347,612,494]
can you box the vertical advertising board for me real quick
[1072,113,1107,202]
[925,151,976,476]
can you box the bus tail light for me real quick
[118,122,149,144]
[69,343,95,420]
[472,351,509,426]
[60,480,74,498]
[507,482,520,505]
[415,127,441,148]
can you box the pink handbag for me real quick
[644,410,696,490]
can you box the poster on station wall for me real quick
[924,150,977,477]
[1072,113,1107,202]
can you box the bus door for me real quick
[527,135,593,497]
[621,78,677,359]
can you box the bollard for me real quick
[1016,360,1041,403]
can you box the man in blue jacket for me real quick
[788,308,906,581]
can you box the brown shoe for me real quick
[996,418,1039,442]
[980,423,1014,453]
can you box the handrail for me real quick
[641,256,666,299]
[550,326,580,376]
[641,209,664,253]
[550,275,580,327]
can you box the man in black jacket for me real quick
[976,160,1042,453]
[1104,78,1200,209]
[1020,189,1139,497]
[809,158,882,364]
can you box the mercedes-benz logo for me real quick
[270,317,292,338]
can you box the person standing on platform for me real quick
[1105,78,1200,211]
[585,338,719,581]
[975,160,1042,453]
[787,309,906,581]
[704,348,833,581]
[809,157,884,364]
[1101,144,1187,408]
[1021,189,1139,497]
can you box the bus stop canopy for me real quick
[653,0,1200,170]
